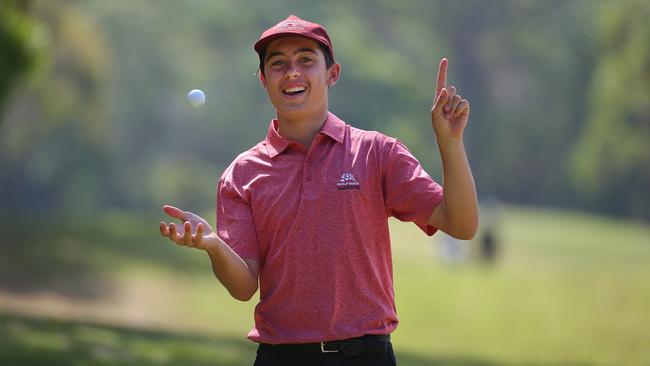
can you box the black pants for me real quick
[253,342,397,366]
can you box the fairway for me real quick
[1,206,649,365]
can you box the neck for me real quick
[277,109,329,148]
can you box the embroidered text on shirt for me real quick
[337,173,361,190]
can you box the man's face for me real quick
[260,36,339,119]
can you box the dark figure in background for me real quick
[480,228,497,263]
[478,197,501,264]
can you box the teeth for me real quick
[284,86,306,93]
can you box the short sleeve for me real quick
[216,178,260,261]
[381,138,444,236]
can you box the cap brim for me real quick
[254,33,331,58]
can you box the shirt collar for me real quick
[320,111,346,144]
[265,111,346,158]
[265,119,290,158]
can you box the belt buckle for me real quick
[320,342,339,353]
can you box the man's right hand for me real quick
[159,205,215,250]
[159,204,259,301]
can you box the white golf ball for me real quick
[187,89,206,107]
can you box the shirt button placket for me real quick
[305,155,312,182]
[305,136,320,183]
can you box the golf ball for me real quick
[187,89,206,107]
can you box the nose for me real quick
[284,62,300,80]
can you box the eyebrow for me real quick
[265,47,318,62]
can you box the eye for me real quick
[299,56,313,63]
[266,56,284,67]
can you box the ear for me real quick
[259,70,267,88]
[326,62,341,86]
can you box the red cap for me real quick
[254,15,334,60]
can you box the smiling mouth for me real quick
[283,86,306,96]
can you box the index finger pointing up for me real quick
[436,58,448,98]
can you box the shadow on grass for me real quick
[0,311,257,366]
[397,353,503,366]
[1,312,593,366]
[396,354,593,366]
[0,213,207,298]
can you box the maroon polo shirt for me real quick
[216,111,443,344]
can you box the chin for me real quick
[277,109,309,120]
[277,103,310,114]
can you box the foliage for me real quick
[0,0,648,219]
[0,0,44,117]
[570,0,650,218]
[0,1,111,213]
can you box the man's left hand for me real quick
[431,58,470,141]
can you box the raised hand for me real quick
[431,58,470,141]
[159,205,214,250]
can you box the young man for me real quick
[160,15,478,365]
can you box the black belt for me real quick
[258,334,391,356]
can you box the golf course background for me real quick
[1,1,649,365]
[2,207,649,365]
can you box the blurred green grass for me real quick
[1,206,649,365]
[0,313,257,366]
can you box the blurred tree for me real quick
[431,0,599,208]
[1,0,646,219]
[0,0,43,120]
[0,0,111,213]
[570,0,650,219]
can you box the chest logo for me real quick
[337,172,361,190]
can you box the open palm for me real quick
[159,205,213,249]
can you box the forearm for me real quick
[203,233,258,301]
[436,137,479,239]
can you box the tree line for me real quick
[1,0,648,220]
